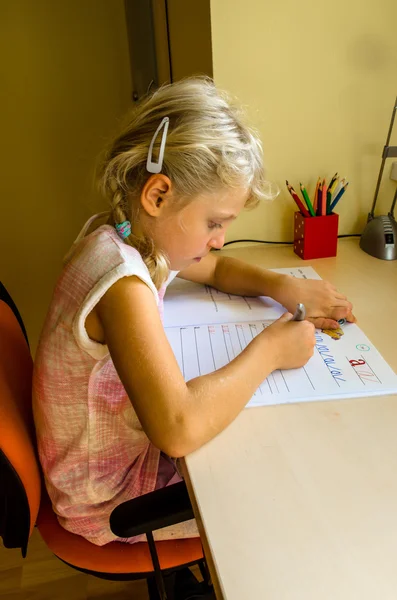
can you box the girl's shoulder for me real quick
[67,224,142,267]
[58,224,159,311]
[43,224,159,361]
[65,224,153,284]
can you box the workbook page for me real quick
[163,267,397,406]
[164,319,397,406]
[163,266,321,328]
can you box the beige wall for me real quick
[2,0,396,350]
[210,0,397,244]
[0,0,131,351]
[167,0,213,80]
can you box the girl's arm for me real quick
[178,252,288,297]
[96,275,314,457]
[178,253,355,329]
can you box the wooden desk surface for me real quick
[182,239,397,600]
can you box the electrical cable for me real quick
[218,233,361,248]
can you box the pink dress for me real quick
[33,219,197,545]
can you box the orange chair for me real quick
[0,287,213,600]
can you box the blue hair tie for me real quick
[115,220,131,239]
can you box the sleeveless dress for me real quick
[33,216,198,545]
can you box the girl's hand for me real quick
[262,312,316,370]
[277,276,356,330]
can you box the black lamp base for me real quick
[360,214,397,260]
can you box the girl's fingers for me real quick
[329,307,353,321]
[330,299,353,312]
[345,312,357,323]
[308,301,352,319]
[308,317,340,330]
[308,311,357,330]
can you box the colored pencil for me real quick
[328,177,339,197]
[328,172,338,191]
[321,179,327,215]
[331,178,345,201]
[300,183,316,217]
[316,182,322,216]
[326,190,332,214]
[313,177,321,213]
[326,177,338,214]
[329,182,349,212]
[286,180,310,217]
[326,174,337,213]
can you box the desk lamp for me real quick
[360,96,397,260]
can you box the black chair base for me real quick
[147,568,215,600]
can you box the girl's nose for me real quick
[209,231,225,250]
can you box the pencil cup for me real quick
[293,212,339,260]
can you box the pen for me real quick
[286,181,311,217]
[329,182,349,212]
[300,184,316,217]
[292,303,306,321]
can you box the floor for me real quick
[0,528,194,600]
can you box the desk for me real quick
[182,239,397,600]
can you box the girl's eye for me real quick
[208,222,223,230]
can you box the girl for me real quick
[33,78,355,548]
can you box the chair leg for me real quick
[173,568,216,600]
[147,575,162,600]
[145,530,213,600]
[147,572,177,600]
[147,568,216,600]
[146,531,168,600]
[147,576,158,600]
[198,560,211,587]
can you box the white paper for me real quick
[163,267,397,407]
[163,266,321,328]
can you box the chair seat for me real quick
[36,496,203,575]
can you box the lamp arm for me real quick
[389,188,397,219]
[369,96,397,219]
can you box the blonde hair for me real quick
[98,77,266,288]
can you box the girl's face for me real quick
[150,187,248,271]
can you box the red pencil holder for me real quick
[293,212,339,259]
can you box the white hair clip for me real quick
[146,117,169,174]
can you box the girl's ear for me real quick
[140,174,172,217]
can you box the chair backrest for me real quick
[0,297,41,557]
[0,282,28,345]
